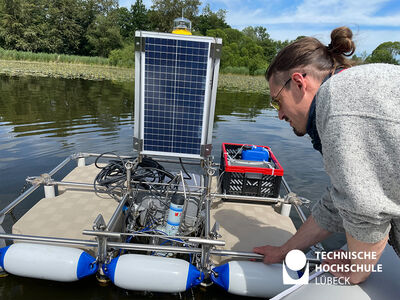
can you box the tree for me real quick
[193,4,229,35]
[366,41,400,65]
[131,0,149,32]
[116,7,132,39]
[351,51,368,65]
[0,0,46,51]
[149,0,201,33]
[86,13,123,57]
[44,0,84,54]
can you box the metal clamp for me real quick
[71,152,90,160]
[26,173,53,186]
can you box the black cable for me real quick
[179,158,192,180]
[93,153,177,199]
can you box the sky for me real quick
[119,0,400,56]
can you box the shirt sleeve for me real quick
[312,187,345,233]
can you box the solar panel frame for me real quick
[134,31,222,160]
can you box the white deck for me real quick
[210,199,296,264]
[12,164,118,253]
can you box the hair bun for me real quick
[329,26,355,56]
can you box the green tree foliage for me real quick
[207,26,284,75]
[0,0,121,56]
[193,4,229,35]
[149,0,201,32]
[116,0,149,40]
[108,42,135,67]
[130,0,150,32]
[0,0,45,52]
[86,13,123,57]
[366,41,400,65]
[116,7,132,39]
[44,0,84,54]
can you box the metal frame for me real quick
[0,152,320,276]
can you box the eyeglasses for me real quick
[270,73,307,110]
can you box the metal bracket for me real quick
[92,214,108,263]
[201,144,212,157]
[210,43,222,59]
[133,137,143,151]
[71,152,89,160]
[93,214,106,231]
[285,192,303,205]
[210,222,221,239]
[26,173,53,186]
[135,36,145,52]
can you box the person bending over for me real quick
[254,26,400,284]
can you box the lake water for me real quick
[0,75,344,299]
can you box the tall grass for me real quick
[221,66,267,77]
[0,47,111,66]
[221,66,250,75]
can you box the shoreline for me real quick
[0,59,269,94]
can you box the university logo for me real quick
[282,249,309,284]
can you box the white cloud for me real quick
[266,26,398,55]
[226,0,400,27]
[217,0,400,54]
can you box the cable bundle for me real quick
[94,153,175,199]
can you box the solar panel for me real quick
[134,31,222,159]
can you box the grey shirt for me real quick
[311,63,400,254]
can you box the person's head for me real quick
[267,26,356,136]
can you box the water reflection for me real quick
[0,75,134,137]
[214,91,269,122]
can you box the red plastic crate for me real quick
[219,143,284,198]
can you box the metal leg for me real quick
[44,185,56,198]
[77,157,86,167]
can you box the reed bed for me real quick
[217,74,269,95]
[0,59,269,94]
[0,60,133,82]
[0,48,110,66]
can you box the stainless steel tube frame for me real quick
[106,194,129,231]
[50,181,284,204]
[0,155,73,217]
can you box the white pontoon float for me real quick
[0,31,399,299]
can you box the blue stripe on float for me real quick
[211,263,230,291]
[76,251,98,280]
[103,256,120,283]
[186,263,204,290]
[0,246,10,269]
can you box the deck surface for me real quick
[12,164,296,260]
[12,164,118,252]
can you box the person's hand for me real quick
[253,245,286,264]
[322,249,352,283]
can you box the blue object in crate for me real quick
[242,146,269,162]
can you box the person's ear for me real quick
[291,73,306,90]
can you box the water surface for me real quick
[0,75,343,299]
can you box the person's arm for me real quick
[323,232,388,284]
[253,215,332,264]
